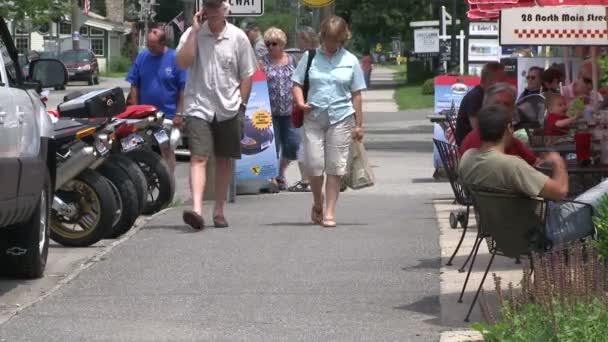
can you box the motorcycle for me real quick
[51,118,118,247]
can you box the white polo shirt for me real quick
[177,22,257,122]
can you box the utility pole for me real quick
[70,0,82,50]
[450,0,458,67]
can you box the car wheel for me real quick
[0,171,51,278]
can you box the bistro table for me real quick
[531,144,576,156]
[536,161,608,196]
[427,114,447,124]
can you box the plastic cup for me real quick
[575,132,592,163]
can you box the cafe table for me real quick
[536,161,608,196]
[531,144,576,156]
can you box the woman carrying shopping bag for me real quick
[292,16,366,228]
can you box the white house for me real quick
[11,12,130,73]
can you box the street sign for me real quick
[226,0,264,16]
[299,0,334,7]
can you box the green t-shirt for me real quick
[459,149,548,197]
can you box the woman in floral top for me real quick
[262,27,300,190]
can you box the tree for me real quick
[91,0,106,17]
[0,0,69,26]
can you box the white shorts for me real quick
[302,112,354,176]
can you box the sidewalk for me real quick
[0,69,449,341]
[363,66,399,113]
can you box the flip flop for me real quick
[322,219,337,228]
[288,181,311,192]
[213,215,229,228]
[183,210,204,230]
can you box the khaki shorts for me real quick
[302,112,354,176]
[184,114,243,159]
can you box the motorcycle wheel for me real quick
[107,154,147,215]
[51,169,116,247]
[127,149,175,215]
[97,161,140,239]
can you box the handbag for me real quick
[292,49,316,128]
[344,140,375,190]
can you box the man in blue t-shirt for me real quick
[126,27,187,174]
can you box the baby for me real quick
[544,92,582,136]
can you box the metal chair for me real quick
[432,139,474,267]
[459,186,594,322]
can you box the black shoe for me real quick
[183,210,204,230]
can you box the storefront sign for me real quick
[469,21,499,36]
[235,71,278,185]
[468,38,500,62]
[414,29,440,54]
[500,6,608,46]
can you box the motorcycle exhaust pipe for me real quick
[55,146,98,190]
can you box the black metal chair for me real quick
[432,139,474,267]
[459,186,594,322]
[442,101,458,137]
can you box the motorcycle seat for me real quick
[53,118,107,144]
[115,105,158,119]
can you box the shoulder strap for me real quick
[303,49,316,101]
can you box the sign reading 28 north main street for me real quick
[500,6,608,46]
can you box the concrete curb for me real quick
[0,207,173,325]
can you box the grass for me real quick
[101,71,127,78]
[394,84,434,110]
[383,63,434,110]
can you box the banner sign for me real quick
[500,6,608,46]
[469,21,499,36]
[235,71,278,184]
[434,76,481,114]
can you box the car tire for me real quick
[51,169,116,247]
[97,161,140,239]
[108,154,147,215]
[94,73,100,85]
[127,149,175,215]
[88,73,94,86]
[0,170,51,279]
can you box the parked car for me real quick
[60,49,100,86]
[0,16,68,278]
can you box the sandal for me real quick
[275,176,287,191]
[288,181,311,192]
[311,205,323,225]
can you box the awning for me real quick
[466,0,608,19]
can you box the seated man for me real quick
[459,83,538,166]
[459,105,594,244]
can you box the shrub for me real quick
[592,195,608,261]
[421,78,435,95]
[109,56,132,74]
[473,242,608,341]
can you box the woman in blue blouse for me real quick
[292,16,367,228]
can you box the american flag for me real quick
[84,0,90,15]
[171,12,185,33]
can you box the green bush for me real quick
[473,242,608,341]
[592,195,608,261]
[109,56,132,74]
[421,78,435,95]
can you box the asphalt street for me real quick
[0,72,451,341]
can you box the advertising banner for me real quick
[235,71,278,186]
[500,6,608,46]
[434,75,481,114]
[501,57,583,95]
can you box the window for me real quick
[90,28,104,36]
[59,22,72,35]
[80,26,88,36]
[90,38,104,56]
[15,37,29,54]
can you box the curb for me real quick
[440,330,484,342]
[0,207,173,326]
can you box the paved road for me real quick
[0,72,451,341]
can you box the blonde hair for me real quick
[263,27,287,46]
[545,91,565,109]
[296,26,320,49]
[319,16,351,44]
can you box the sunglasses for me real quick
[265,41,279,47]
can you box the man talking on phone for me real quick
[175,0,257,230]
